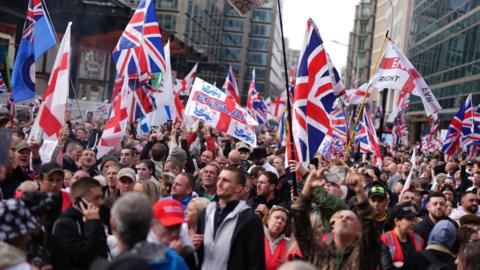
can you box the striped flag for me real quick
[246,70,269,125]
[112,0,166,77]
[292,19,336,166]
[222,66,240,104]
[442,94,472,160]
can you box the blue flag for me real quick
[11,0,57,102]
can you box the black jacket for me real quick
[63,155,78,173]
[52,207,109,270]
[413,216,457,241]
[196,205,265,270]
[0,166,29,199]
[405,249,456,270]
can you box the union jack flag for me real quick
[355,119,369,154]
[364,109,382,167]
[112,0,166,78]
[330,108,348,143]
[222,66,240,104]
[292,19,336,166]
[0,73,7,93]
[174,63,198,96]
[6,92,16,119]
[327,53,346,97]
[442,94,472,160]
[246,70,269,125]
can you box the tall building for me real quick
[221,1,284,102]
[369,0,414,122]
[345,0,377,90]
[407,0,480,138]
[122,0,286,102]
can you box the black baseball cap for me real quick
[40,162,65,177]
[368,181,387,200]
[392,202,417,219]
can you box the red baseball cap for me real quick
[153,199,184,227]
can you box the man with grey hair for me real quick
[94,193,189,269]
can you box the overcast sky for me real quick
[282,0,360,72]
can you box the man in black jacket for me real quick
[196,166,265,270]
[414,192,457,241]
[53,177,108,270]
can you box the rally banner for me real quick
[370,41,441,117]
[185,78,257,146]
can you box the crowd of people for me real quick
[0,113,479,270]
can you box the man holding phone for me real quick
[53,177,109,269]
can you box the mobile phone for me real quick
[75,196,89,209]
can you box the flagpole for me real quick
[276,0,298,195]
[41,0,85,126]
[344,31,389,161]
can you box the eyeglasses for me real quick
[270,205,289,215]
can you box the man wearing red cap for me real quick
[150,199,195,268]
[196,166,265,270]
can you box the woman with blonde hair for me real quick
[133,180,162,204]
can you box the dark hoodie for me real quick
[52,207,109,270]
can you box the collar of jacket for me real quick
[426,244,455,257]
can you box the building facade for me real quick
[345,0,377,90]
[407,0,480,137]
[369,0,414,125]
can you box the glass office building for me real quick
[407,0,480,133]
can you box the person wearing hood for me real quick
[53,177,109,270]
[0,199,48,270]
[406,220,457,269]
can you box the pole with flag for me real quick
[38,22,72,139]
[344,31,390,161]
[400,148,416,198]
[275,0,300,194]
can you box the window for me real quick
[223,19,244,31]
[247,52,268,65]
[246,67,266,79]
[249,38,270,51]
[156,0,178,9]
[220,48,241,61]
[251,10,272,23]
[222,33,242,46]
[158,14,177,30]
[250,24,271,37]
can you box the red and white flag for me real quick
[401,148,416,196]
[175,63,198,96]
[270,92,286,121]
[370,41,441,117]
[38,22,71,138]
[97,83,129,159]
[185,78,257,146]
[345,83,370,105]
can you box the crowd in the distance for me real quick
[0,112,479,270]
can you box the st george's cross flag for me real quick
[38,22,72,138]
[11,0,57,102]
[185,78,257,146]
[370,41,441,117]
[97,82,129,159]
